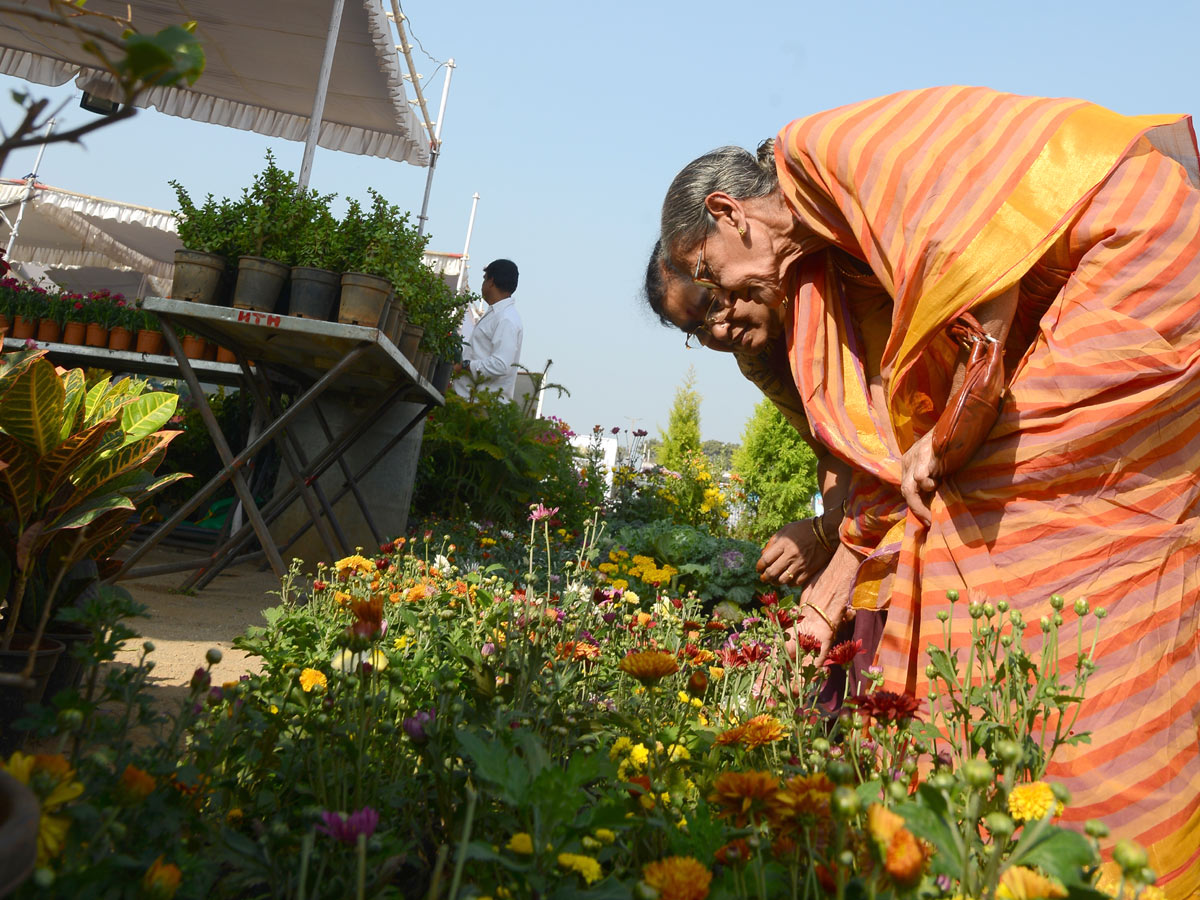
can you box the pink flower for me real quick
[317,807,379,845]
[529,503,559,522]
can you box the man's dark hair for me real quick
[484,258,519,294]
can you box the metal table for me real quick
[111,298,443,590]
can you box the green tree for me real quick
[701,439,738,475]
[657,367,702,472]
[732,398,820,543]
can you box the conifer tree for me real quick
[657,367,702,472]
[732,398,819,542]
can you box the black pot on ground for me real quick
[171,249,227,304]
[232,256,290,312]
[289,267,340,319]
[0,635,65,754]
[0,769,38,896]
[41,619,94,703]
[398,323,424,361]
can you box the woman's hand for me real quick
[756,519,833,587]
[792,542,859,664]
[900,429,941,525]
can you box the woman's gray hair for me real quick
[660,140,778,258]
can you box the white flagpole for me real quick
[298,0,347,189]
[456,192,480,294]
[5,118,55,260]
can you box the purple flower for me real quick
[529,502,559,522]
[403,708,436,743]
[721,549,745,570]
[481,642,496,657]
[317,807,379,845]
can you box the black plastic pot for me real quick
[288,267,340,320]
[338,273,392,327]
[232,256,289,312]
[171,249,227,304]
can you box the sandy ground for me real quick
[112,545,283,706]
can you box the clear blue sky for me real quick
[2,0,1197,442]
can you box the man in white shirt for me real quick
[453,258,523,400]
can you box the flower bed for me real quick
[1,516,1160,899]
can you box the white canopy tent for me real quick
[0,178,180,297]
[0,0,435,169]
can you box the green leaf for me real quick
[50,492,135,531]
[1010,826,1097,886]
[898,785,964,877]
[58,368,87,441]
[0,433,38,524]
[456,729,530,804]
[118,392,178,444]
[0,358,64,455]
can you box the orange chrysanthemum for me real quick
[642,856,713,900]
[120,764,156,799]
[619,650,679,685]
[556,641,601,662]
[741,714,785,748]
[715,724,747,746]
[713,839,753,867]
[708,771,780,826]
[768,773,834,832]
[334,554,375,577]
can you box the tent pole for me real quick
[298,0,347,189]
[455,192,480,294]
[4,118,54,260]
[416,58,454,236]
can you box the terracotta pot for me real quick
[171,248,227,304]
[135,329,165,355]
[216,345,238,364]
[11,316,37,340]
[232,256,289,312]
[61,321,86,345]
[203,341,218,361]
[0,769,39,896]
[107,326,133,351]
[85,323,109,347]
[35,318,60,343]
[181,335,208,360]
[0,313,9,340]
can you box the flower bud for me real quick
[143,641,156,653]
[969,602,985,619]
[1094,607,1107,618]
[1084,819,1109,839]
[830,785,860,819]
[925,664,937,679]
[1052,614,1063,627]
[936,610,949,622]
[205,647,223,666]
[887,780,909,802]
[983,602,995,618]
[1049,594,1065,610]
[827,760,855,785]
[961,759,993,788]
[1112,839,1148,873]
[946,589,959,602]
[994,740,1023,766]
[997,600,1009,613]
[1074,598,1090,616]
[984,812,1015,838]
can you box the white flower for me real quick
[331,648,389,673]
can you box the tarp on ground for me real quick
[0,0,432,166]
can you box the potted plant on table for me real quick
[106,295,136,351]
[34,290,67,343]
[288,195,341,320]
[228,151,316,314]
[60,293,87,345]
[133,300,164,355]
[8,282,49,341]
[170,182,240,305]
[80,290,119,347]
[333,190,420,329]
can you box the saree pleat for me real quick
[779,87,1200,896]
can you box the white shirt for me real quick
[454,296,523,400]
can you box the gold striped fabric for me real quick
[778,86,1200,896]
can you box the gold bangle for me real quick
[802,602,835,631]
[811,514,833,553]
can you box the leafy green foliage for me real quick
[655,367,701,474]
[731,397,819,543]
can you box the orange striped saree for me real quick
[777,86,1200,895]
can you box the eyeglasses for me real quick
[684,291,723,350]
[692,230,720,291]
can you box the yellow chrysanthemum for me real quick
[1007,782,1062,822]
[594,828,616,844]
[618,650,678,685]
[506,833,533,855]
[996,865,1068,899]
[335,554,375,577]
[3,753,84,865]
[299,668,327,693]
[768,773,834,832]
[609,737,633,760]
[708,666,724,681]
[558,852,602,884]
[642,856,713,900]
[628,743,650,769]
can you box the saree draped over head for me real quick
[775,85,1200,895]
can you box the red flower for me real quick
[792,633,823,656]
[847,691,922,723]
[823,639,864,668]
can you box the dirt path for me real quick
[114,547,286,706]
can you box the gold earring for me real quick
[738,226,746,236]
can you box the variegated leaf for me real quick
[16,520,46,571]
[58,368,87,442]
[0,358,64,455]
[82,378,109,422]
[0,432,39,523]
[0,347,48,401]
[72,432,172,500]
[118,392,179,446]
[50,492,135,531]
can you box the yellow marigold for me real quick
[335,554,375,577]
[1007,782,1062,822]
[406,582,429,602]
[884,826,927,887]
[611,578,630,591]
[633,611,655,628]
[593,828,616,844]
[299,668,327,693]
[333,590,352,606]
[619,650,678,685]
[768,773,834,832]
[558,852,602,884]
[628,743,651,769]
[642,856,713,900]
[506,832,533,855]
[610,737,634,760]
[708,771,780,826]
[142,855,183,900]
[120,764,156,799]
[709,665,724,681]
[996,865,1068,899]
[741,714,786,748]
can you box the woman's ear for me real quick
[703,192,746,233]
